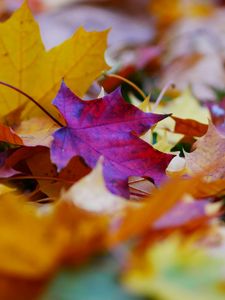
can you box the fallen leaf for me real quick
[172,116,208,137]
[0,192,111,298]
[0,123,23,145]
[192,179,225,199]
[122,235,225,300]
[50,83,174,197]
[54,200,109,263]
[0,193,69,279]
[152,89,210,148]
[154,199,212,230]
[0,116,58,147]
[62,158,128,213]
[16,117,58,147]
[108,175,204,245]
[0,2,109,119]
[42,255,138,300]
[108,170,225,246]
[26,147,90,198]
[185,122,225,179]
[157,88,210,124]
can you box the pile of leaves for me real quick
[0,1,225,299]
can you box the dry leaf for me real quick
[185,122,225,179]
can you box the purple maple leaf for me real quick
[50,83,174,197]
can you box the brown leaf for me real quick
[0,123,23,145]
[185,122,225,179]
[173,116,208,137]
[26,147,90,198]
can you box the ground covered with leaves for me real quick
[0,1,225,299]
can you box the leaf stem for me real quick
[0,81,63,127]
[152,80,175,112]
[106,74,147,100]
[0,175,73,184]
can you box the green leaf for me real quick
[41,255,142,300]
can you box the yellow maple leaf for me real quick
[54,200,109,263]
[158,88,209,126]
[123,235,225,300]
[0,1,109,119]
[0,193,69,279]
[153,88,210,147]
[0,193,110,299]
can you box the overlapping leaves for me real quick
[0,2,224,300]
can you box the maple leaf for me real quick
[26,147,90,198]
[54,200,109,263]
[107,176,200,245]
[185,122,225,179]
[0,193,69,279]
[0,192,110,299]
[144,88,210,150]
[122,235,225,300]
[156,89,210,124]
[50,83,174,197]
[107,172,224,245]
[192,178,225,199]
[172,116,208,137]
[16,117,59,147]
[0,117,59,147]
[0,123,23,145]
[0,1,109,119]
